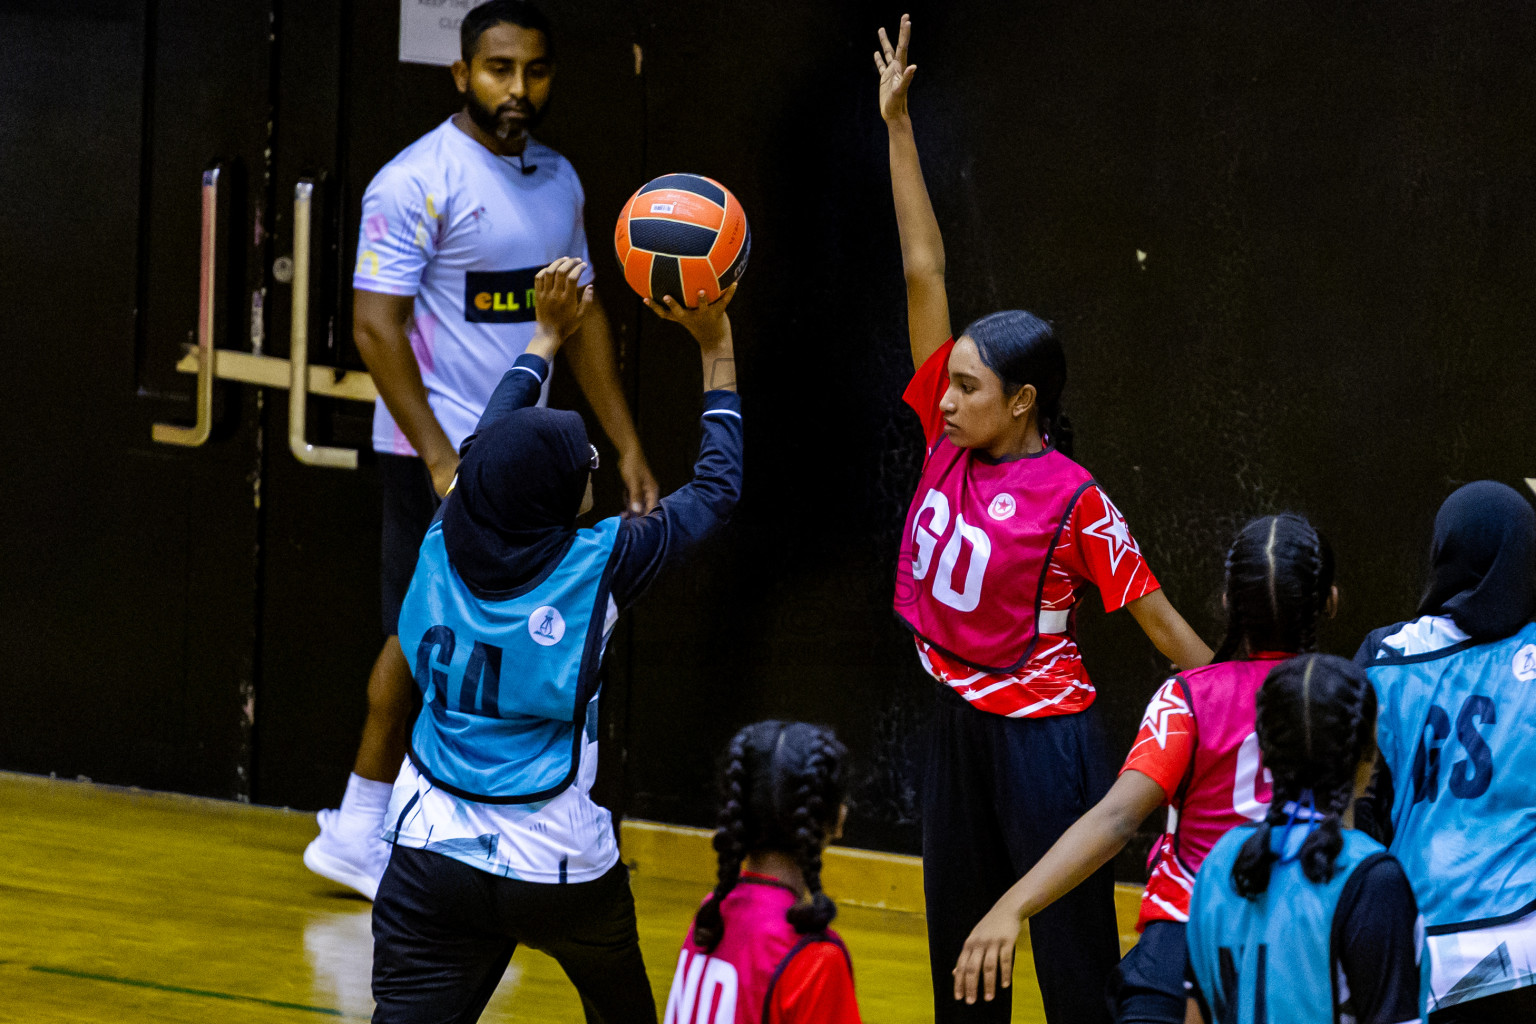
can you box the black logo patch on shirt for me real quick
[465,267,540,323]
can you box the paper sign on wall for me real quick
[399,0,474,66]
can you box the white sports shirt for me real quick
[353,117,594,456]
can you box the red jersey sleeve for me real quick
[901,338,955,446]
[1058,485,1160,613]
[1121,678,1196,801]
[768,940,862,1024]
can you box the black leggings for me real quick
[371,845,656,1024]
[922,686,1122,1024]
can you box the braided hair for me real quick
[690,721,850,952]
[1211,513,1335,663]
[964,311,1073,457]
[1231,653,1377,898]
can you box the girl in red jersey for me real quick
[664,722,862,1024]
[953,515,1355,1023]
[873,15,1214,1024]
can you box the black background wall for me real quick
[1,0,1532,873]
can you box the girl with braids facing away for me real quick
[874,16,1211,1023]
[1355,481,1536,1023]
[957,514,1339,1023]
[1185,654,1421,1024]
[664,722,862,1024]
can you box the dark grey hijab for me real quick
[1416,480,1536,642]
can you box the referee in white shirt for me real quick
[304,0,659,901]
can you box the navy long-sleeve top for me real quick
[451,352,743,608]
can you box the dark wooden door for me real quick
[0,0,273,798]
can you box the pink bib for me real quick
[1163,657,1281,875]
[664,877,848,1024]
[895,439,1093,672]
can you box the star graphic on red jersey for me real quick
[1082,496,1141,574]
[1138,680,1189,749]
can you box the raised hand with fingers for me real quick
[531,256,593,347]
[874,14,916,123]
[953,903,1020,1005]
[644,284,738,393]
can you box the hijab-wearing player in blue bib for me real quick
[1186,654,1421,1024]
[373,258,743,1024]
[1355,481,1536,1024]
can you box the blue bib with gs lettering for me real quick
[397,517,621,803]
[1366,621,1536,933]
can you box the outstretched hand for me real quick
[533,257,594,342]
[643,283,736,350]
[953,903,1020,1005]
[874,14,916,122]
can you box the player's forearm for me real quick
[355,320,456,469]
[994,789,1145,922]
[886,115,946,280]
[563,300,643,455]
[1129,590,1214,670]
[699,330,736,393]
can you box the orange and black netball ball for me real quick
[615,173,750,307]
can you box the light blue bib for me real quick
[1367,622,1536,932]
[397,517,620,803]
[1187,824,1386,1024]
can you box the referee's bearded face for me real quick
[940,336,1034,451]
[453,23,553,142]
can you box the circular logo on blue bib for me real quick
[1514,644,1536,682]
[529,606,566,646]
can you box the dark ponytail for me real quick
[1212,514,1335,663]
[964,311,1071,457]
[692,721,849,950]
[1231,653,1377,898]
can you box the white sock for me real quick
[336,773,393,841]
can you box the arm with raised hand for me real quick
[605,285,741,608]
[463,257,593,455]
[875,13,952,370]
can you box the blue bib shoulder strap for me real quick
[397,517,623,803]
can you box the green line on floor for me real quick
[30,966,359,1017]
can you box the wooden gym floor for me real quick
[0,772,1142,1023]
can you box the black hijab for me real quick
[441,407,591,595]
[1416,480,1536,642]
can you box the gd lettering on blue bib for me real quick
[397,518,621,803]
[1187,825,1386,1024]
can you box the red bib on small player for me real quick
[895,437,1093,673]
[665,876,852,1024]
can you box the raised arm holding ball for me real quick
[874,15,1211,1024]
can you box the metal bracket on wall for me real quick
[154,173,376,468]
[172,349,376,403]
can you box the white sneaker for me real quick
[303,810,389,901]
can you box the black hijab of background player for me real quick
[964,310,1073,457]
[1415,480,1536,643]
[1231,654,1377,898]
[691,721,849,952]
[441,406,590,595]
[1211,514,1335,663]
